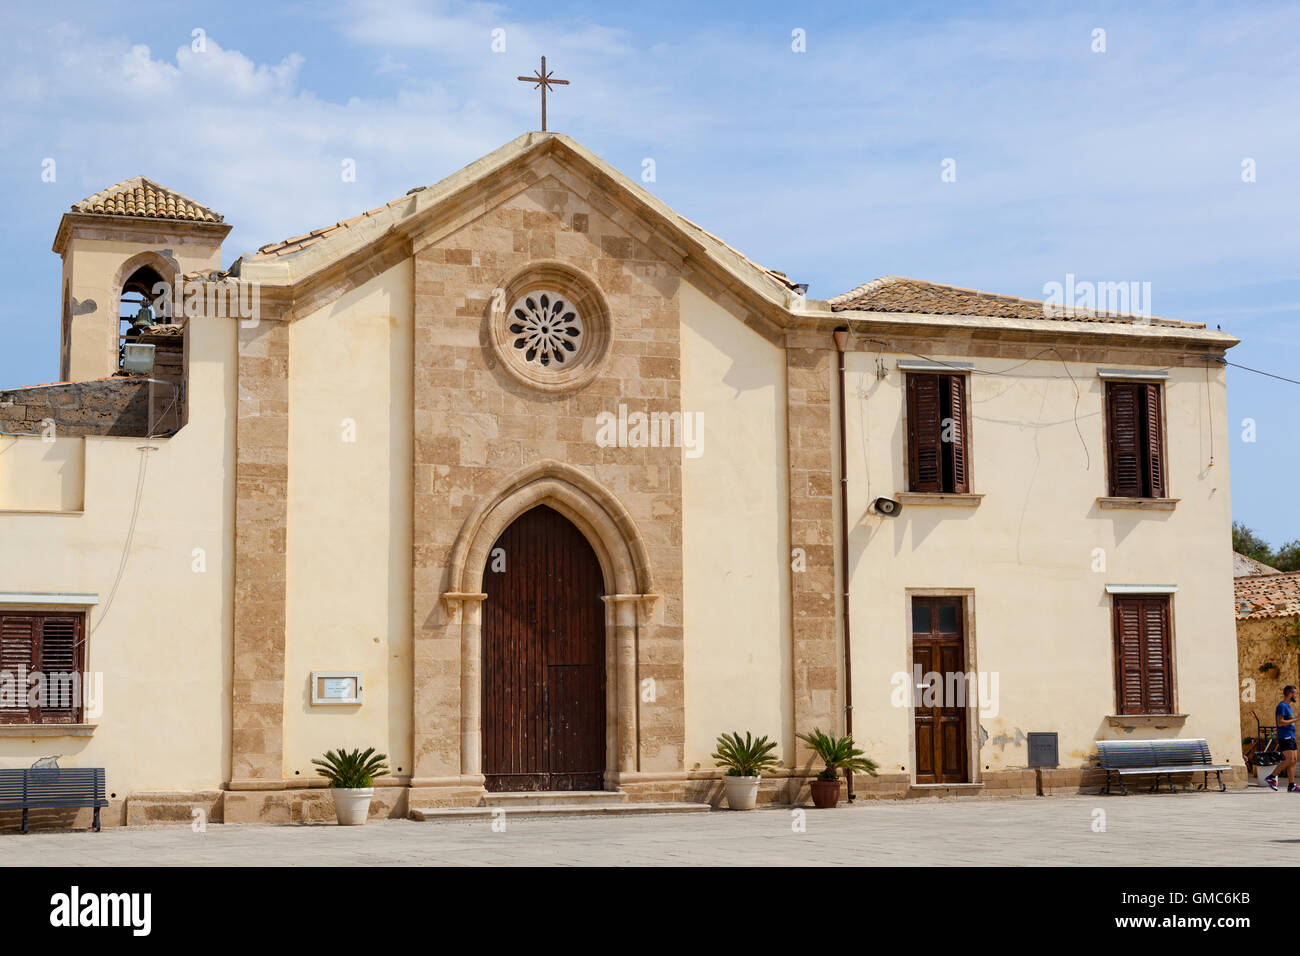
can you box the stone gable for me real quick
[410,161,688,794]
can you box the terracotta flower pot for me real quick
[809,778,841,809]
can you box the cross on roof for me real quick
[517,56,569,132]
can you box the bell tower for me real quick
[51,178,231,382]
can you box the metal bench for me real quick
[0,768,108,833]
[1096,738,1231,795]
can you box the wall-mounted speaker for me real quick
[873,496,902,517]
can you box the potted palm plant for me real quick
[712,731,779,810]
[311,747,389,825]
[796,729,879,809]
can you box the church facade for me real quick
[0,133,1243,824]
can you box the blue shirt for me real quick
[1278,702,1296,741]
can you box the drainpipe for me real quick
[833,327,855,802]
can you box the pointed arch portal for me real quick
[482,505,605,791]
[437,460,658,791]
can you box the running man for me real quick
[1267,685,1299,792]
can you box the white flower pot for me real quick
[331,787,374,825]
[723,775,762,811]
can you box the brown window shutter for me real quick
[1107,383,1142,497]
[0,612,84,724]
[1113,599,1146,715]
[1142,383,1165,498]
[1113,596,1173,715]
[1140,598,1172,714]
[0,615,37,724]
[37,616,82,723]
[946,375,969,493]
[907,374,943,492]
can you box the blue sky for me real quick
[1,0,1296,542]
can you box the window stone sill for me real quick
[0,723,97,737]
[896,492,984,508]
[1097,497,1179,511]
[1106,714,1188,730]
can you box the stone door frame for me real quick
[433,461,658,796]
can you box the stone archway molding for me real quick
[444,459,655,600]
[439,459,658,786]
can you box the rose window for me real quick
[508,293,583,368]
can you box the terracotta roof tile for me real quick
[252,191,422,258]
[1236,571,1300,620]
[72,177,222,223]
[828,275,1201,328]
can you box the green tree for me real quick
[1273,540,1300,573]
[1234,521,1275,566]
[1233,522,1300,573]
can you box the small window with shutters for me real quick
[1105,381,1166,498]
[0,611,85,724]
[1112,595,1173,715]
[905,373,970,493]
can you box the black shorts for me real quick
[1281,739,1297,752]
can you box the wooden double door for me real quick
[912,596,969,784]
[482,506,607,792]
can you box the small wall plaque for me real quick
[310,672,363,706]
[1027,732,1058,768]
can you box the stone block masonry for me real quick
[0,329,186,438]
[0,379,150,437]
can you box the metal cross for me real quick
[517,56,569,132]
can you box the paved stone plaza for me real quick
[1,788,1291,866]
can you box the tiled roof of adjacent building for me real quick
[1236,571,1300,620]
[828,275,1202,328]
[71,177,223,223]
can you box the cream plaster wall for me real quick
[0,437,84,512]
[62,236,223,383]
[844,352,1238,777]
[0,313,237,792]
[282,260,414,779]
[680,281,791,769]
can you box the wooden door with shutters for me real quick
[482,505,606,792]
[912,596,969,784]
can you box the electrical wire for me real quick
[1223,361,1300,386]
[1205,363,1213,464]
[849,334,1097,465]
[1050,347,1090,471]
[856,337,1173,380]
[88,443,157,641]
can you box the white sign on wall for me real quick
[310,672,363,706]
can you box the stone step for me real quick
[904,783,986,800]
[410,802,711,821]
[482,790,628,808]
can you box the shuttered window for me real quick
[1112,596,1173,715]
[906,373,970,493]
[1105,381,1165,498]
[0,612,84,724]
